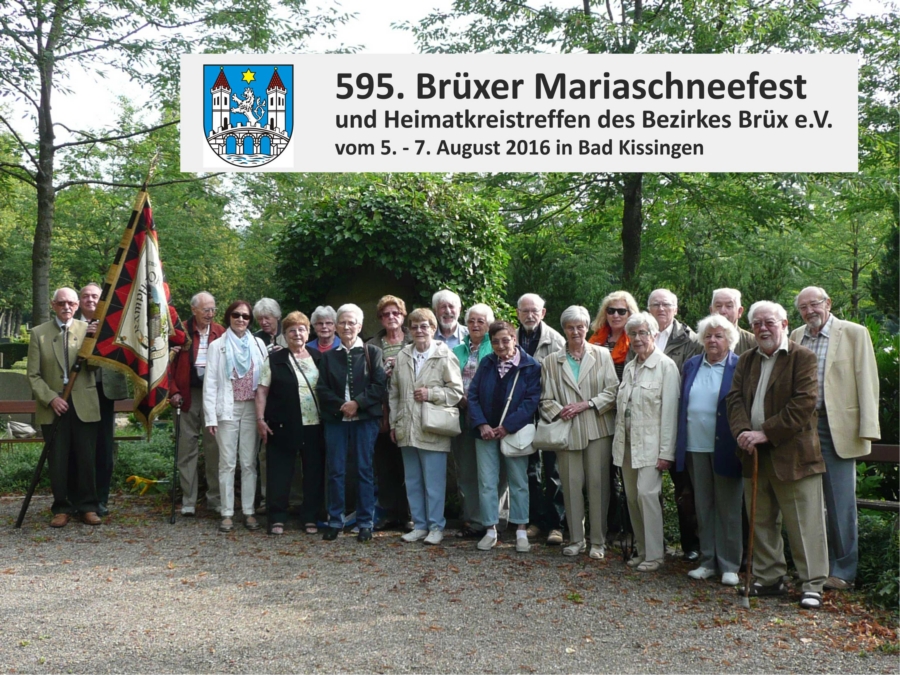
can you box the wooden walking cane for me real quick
[15,360,84,528]
[740,450,759,609]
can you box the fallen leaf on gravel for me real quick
[565,647,576,654]
[2,568,15,574]
[166,561,175,569]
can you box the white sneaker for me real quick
[687,566,717,580]
[477,532,498,551]
[563,541,586,556]
[180,506,195,516]
[589,545,605,560]
[401,529,428,543]
[424,529,444,545]
[516,536,531,553]
[721,572,740,586]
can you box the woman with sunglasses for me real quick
[204,300,269,533]
[588,291,641,381]
[366,295,413,529]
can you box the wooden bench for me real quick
[857,443,900,513]
[0,399,144,446]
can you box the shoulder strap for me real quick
[499,370,521,426]
[288,351,320,416]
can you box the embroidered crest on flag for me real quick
[204,65,293,168]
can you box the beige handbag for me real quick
[532,417,572,451]
[499,371,536,457]
[421,401,462,437]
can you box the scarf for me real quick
[225,328,263,387]
[588,324,631,364]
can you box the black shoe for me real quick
[97,503,109,517]
[357,527,372,543]
[455,524,487,539]
[322,527,339,541]
[684,550,700,562]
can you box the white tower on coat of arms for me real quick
[210,67,231,132]
[267,68,286,133]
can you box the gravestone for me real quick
[0,371,34,425]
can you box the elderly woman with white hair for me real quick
[316,303,387,542]
[308,305,342,352]
[539,306,619,559]
[451,303,497,538]
[613,312,680,572]
[676,314,744,586]
[253,297,288,352]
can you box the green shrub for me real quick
[856,512,900,613]
[0,444,51,493]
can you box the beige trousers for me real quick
[557,436,613,547]
[621,440,665,562]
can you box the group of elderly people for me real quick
[189,285,874,610]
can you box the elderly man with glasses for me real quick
[27,288,103,527]
[170,291,226,516]
[790,287,880,591]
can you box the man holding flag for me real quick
[27,288,102,527]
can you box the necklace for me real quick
[567,347,584,362]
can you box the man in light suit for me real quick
[726,301,828,610]
[791,287,880,590]
[27,288,102,527]
[78,283,130,517]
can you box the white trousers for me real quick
[217,400,259,517]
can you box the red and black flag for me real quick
[78,190,174,432]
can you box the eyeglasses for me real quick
[518,308,541,315]
[627,330,653,339]
[380,310,402,318]
[606,307,628,316]
[410,323,432,332]
[564,324,587,332]
[54,301,78,307]
[491,337,514,346]
[649,302,674,310]
[231,312,251,321]
[338,321,357,328]
[797,299,826,313]
[286,327,308,336]
[201,307,217,314]
[751,319,781,329]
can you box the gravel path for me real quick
[0,495,895,674]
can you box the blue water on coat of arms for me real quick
[203,65,293,168]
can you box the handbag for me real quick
[532,416,571,452]
[498,370,537,457]
[421,401,461,437]
[363,344,391,434]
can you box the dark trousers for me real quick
[44,401,99,515]
[324,419,379,530]
[527,450,566,531]
[267,423,325,525]
[374,432,409,521]
[670,467,699,553]
[94,380,116,507]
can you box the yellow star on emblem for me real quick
[241,69,256,84]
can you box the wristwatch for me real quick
[588,400,596,410]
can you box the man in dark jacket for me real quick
[726,300,828,610]
[169,292,226,516]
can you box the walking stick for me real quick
[169,405,181,524]
[740,450,759,609]
[15,360,83,528]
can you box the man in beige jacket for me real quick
[27,288,101,527]
[791,287,880,590]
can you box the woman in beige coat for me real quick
[612,312,681,572]
[389,308,464,545]
[540,306,619,559]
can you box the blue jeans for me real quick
[475,438,529,527]
[400,446,448,531]
[324,419,379,530]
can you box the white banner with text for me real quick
[180,54,858,173]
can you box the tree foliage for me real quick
[276,175,508,312]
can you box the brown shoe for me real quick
[50,513,70,528]
[81,511,102,526]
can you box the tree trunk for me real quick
[32,25,57,325]
[621,172,643,286]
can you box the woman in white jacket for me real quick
[204,299,268,533]
[389,308,464,545]
[612,312,680,572]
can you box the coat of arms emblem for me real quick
[204,65,293,167]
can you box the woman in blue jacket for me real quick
[675,314,743,586]
[468,321,541,553]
